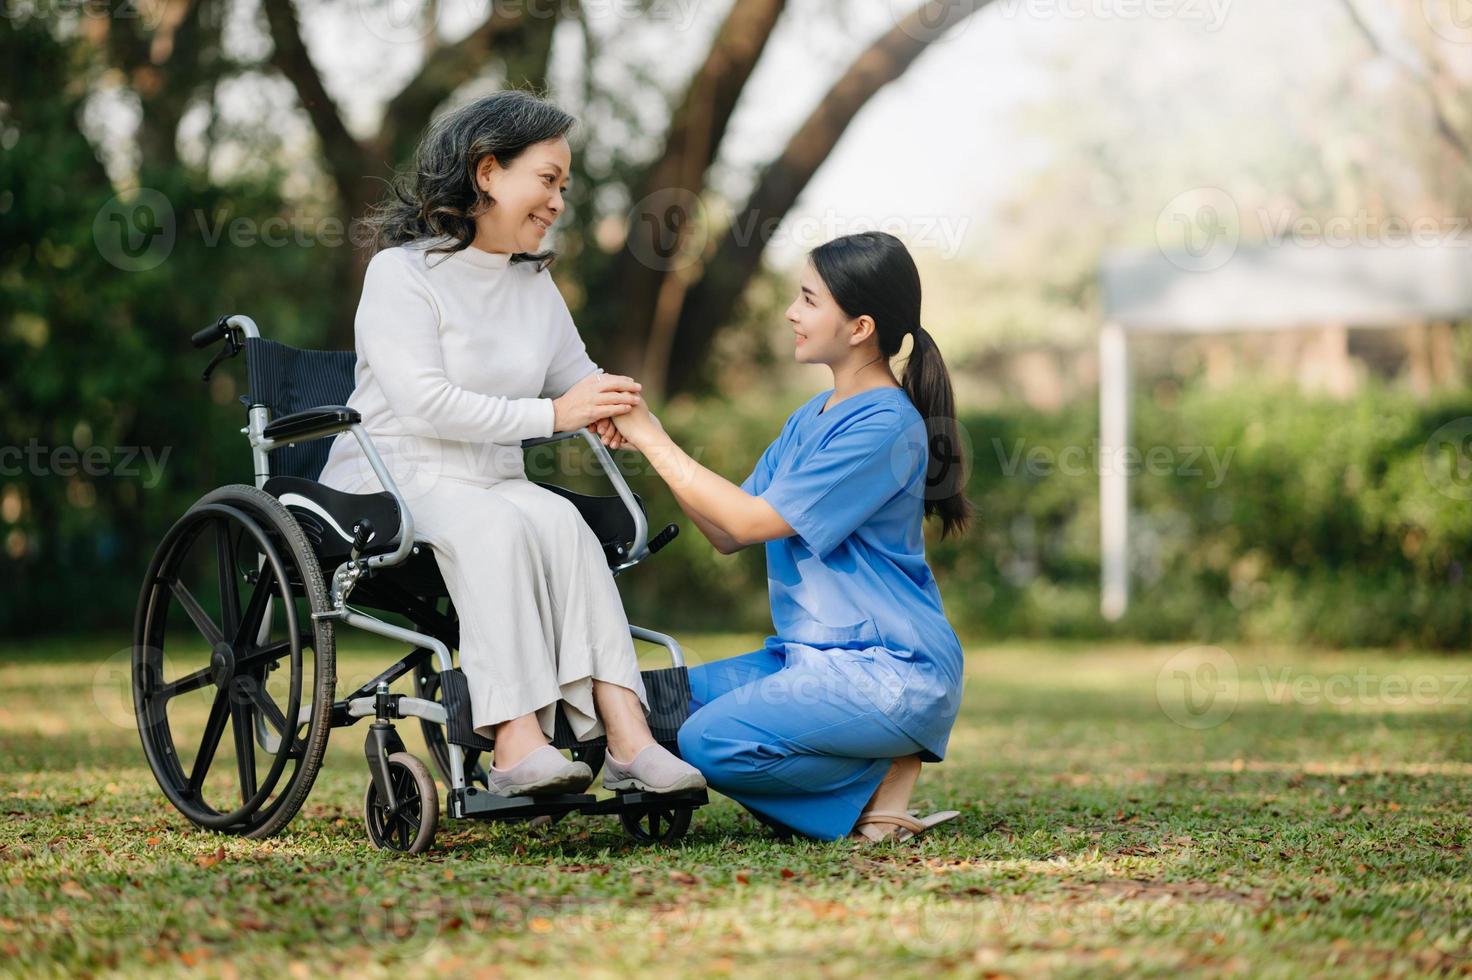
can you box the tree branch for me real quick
[260,0,367,205]
[375,0,536,166]
[665,0,992,393]
[604,0,788,386]
[1338,0,1470,164]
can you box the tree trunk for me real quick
[664,0,992,395]
[598,0,788,390]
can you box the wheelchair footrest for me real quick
[580,788,708,815]
[455,789,594,820]
[452,787,708,822]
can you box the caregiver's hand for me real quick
[610,397,665,450]
[553,371,642,432]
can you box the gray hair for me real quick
[356,89,576,269]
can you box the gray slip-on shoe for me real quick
[602,743,707,794]
[486,745,594,797]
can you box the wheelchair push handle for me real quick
[191,315,255,382]
[191,317,230,349]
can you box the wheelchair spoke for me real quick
[242,675,289,738]
[216,520,241,640]
[232,563,277,650]
[393,769,417,847]
[153,665,214,703]
[236,639,293,673]
[170,580,224,649]
[229,695,258,803]
[186,685,231,797]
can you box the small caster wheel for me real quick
[364,752,438,854]
[620,805,692,844]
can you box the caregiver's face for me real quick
[476,136,570,252]
[785,262,855,365]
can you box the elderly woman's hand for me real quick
[553,370,642,433]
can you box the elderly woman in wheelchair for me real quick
[132,90,703,853]
[314,97,703,803]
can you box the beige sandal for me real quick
[850,808,961,843]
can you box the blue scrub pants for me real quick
[677,647,926,841]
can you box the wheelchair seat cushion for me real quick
[265,476,646,573]
[264,476,402,562]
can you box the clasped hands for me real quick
[550,369,663,452]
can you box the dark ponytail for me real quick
[809,231,972,538]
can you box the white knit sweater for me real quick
[317,237,598,493]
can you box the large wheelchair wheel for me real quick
[133,484,335,838]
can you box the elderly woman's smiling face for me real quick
[474,136,571,254]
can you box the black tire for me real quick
[364,752,438,854]
[620,805,692,845]
[133,484,335,839]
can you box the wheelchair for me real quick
[131,314,706,854]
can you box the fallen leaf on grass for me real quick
[178,948,210,967]
[796,899,849,921]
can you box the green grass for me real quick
[1,634,1469,977]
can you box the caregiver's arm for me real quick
[614,406,793,554]
[680,501,745,556]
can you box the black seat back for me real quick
[244,337,356,481]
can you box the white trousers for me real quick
[391,475,649,743]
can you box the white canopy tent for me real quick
[1096,243,1472,620]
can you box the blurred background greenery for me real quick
[5,0,1472,648]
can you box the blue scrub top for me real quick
[739,387,964,761]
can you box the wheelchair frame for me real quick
[134,314,706,853]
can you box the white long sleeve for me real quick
[356,247,555,444]
[317,238,599,492]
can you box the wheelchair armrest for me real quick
[520,430,580,449]
[521,428,651,567]
[262,406,361,443]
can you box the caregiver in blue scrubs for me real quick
[606,231,971,842]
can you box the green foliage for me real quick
[0,20,343,635]
[929,383,1472,650]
